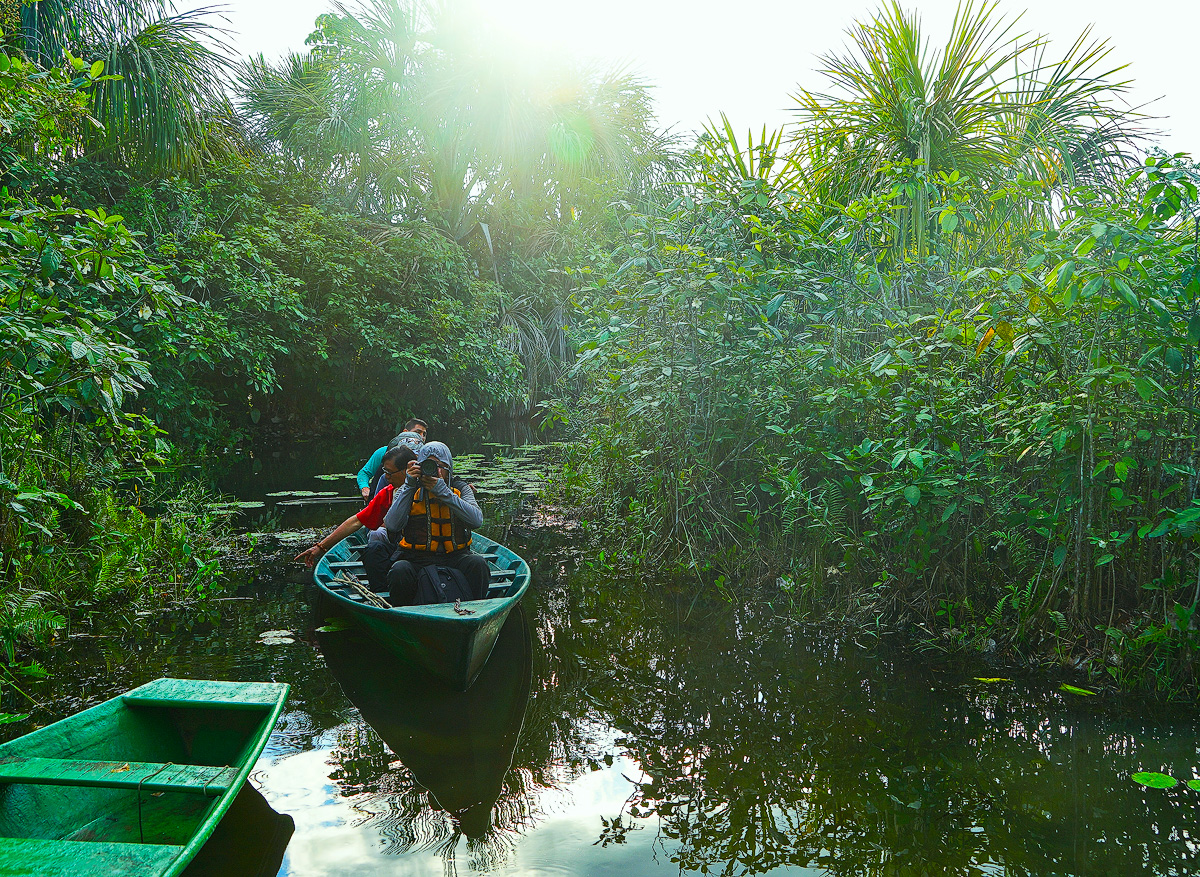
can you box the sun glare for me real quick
[477,0,606,62]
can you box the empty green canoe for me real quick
[314,531,530,691]
[0,677,289,877]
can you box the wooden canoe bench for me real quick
[0,756,237,796]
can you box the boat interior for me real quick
[323,545,527,606]
[0,685,278,871]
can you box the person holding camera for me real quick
[381,441,490,605]
[294,444,417,588]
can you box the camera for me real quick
[419,458,440,477]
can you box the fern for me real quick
[0,591,65,663]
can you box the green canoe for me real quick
[313,531,530,691]
[0,678,289,877]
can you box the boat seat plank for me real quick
[328,560,364,570]
[0,756,238,796]
[122,679,286,710]
[489,569,516,580]
[0,837,183,875]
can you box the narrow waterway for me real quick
[12,437,1200,876]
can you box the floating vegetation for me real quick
[276,497,360,506]
[1131,771,1177,789]
[209,501,266,513]
[455,446,547,498]
[258,629,295,645]
[974,677,1012,684]
[1189,780,1200,791]
[265,490,339,498]
[316,618,353,633]
[313,473,355,481]
[1059,683,1097,696]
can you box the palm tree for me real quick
[237,0,664,241]
[16,0,237,173]
[791,0,1142,257]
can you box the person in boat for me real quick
[356,418,428,502]
[295,445,418,578]
[380,441,490,605]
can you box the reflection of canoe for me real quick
[314,531,530,690]
[0,678,289,877]
[181,783,294,877]
[321,606,532,837]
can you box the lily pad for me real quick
[1059,683,1096,696]
[1132,771,1177,789]
[1188,779,1200,792]
[314,473,356,480]
[974,677,1012,684]
[265,490,338,498]
[258,629,295,645]
[208,501,266,512]
[316,618,352,633]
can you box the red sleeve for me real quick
[355,484,394,530]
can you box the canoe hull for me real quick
[314,531,530,690]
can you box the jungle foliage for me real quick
[0,0,657,673]
[552,3,1200,693]
[5,0,1200,696]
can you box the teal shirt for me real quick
[357,446,386,491]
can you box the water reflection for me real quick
[183,784,294,877]
[319,607,534,869]
[11,518,1200,877]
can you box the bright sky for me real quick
[189,0,1198,155]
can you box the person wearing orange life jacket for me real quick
[381,441,490,605]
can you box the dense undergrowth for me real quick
[546,7,1200,697]
[554,153,1200,696]
[6,0,1200,699]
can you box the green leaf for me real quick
[89,59,104,79]
[908,450,925,470]
[1187,779,1200,792]
[1131,771,1177,789]
[0,54,10,74]
[0,713,28,725]
[763,292,787,318]
[1056,260,1075,288]
[940,212,959,233]
[1134,377,1156,402]
[1187,315,1200,345]
[903,485,921,507]
[1053,545,1068,567]
[973,677,1011,684]
[1112,276,1138,308]
[1059,683,1096,696]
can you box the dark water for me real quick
[12,440,1200,876]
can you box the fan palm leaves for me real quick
[18,0,237,173]
[791,0,1141,256]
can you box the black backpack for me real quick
[413,564,473,605]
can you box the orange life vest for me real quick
[398,483,473,553]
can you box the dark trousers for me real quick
[361,528,399,592]
[386,550,491,606]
